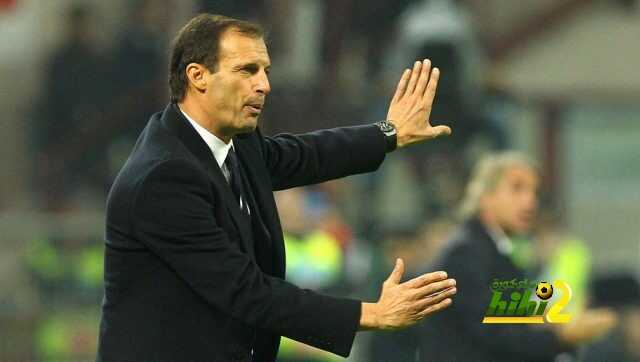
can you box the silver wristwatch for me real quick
[375,120,397,152]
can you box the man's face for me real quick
[204,30,271,137]
[482,165,539,235]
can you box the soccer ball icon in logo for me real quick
[536,281,554,300]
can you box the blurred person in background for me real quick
[534,212,593,315]
[32,3,111,209]
[99,13,458,362]
[418,152,618,362]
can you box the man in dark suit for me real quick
[418,152,617,362]
[98,14,458,362]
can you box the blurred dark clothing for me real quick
[33,38,113,206]
[585,274,640,362]
[418,218,571,362]
[111,30,163,95]
[590,273,640,309]
[334,0,418,78]
[583,328,638,362]
[38,42,109,147]
[109,17,166,142]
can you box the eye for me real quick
[240,64,259,74]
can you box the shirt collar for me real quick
[179,106,233,168]
[486,223,514,256]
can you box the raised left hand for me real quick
[386,59,451,148]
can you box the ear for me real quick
[185,63,209,93]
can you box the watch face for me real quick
[379,121,395,132]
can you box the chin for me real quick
[237,122,258,134]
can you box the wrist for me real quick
[374,120,397,153]
[359,302,380,331]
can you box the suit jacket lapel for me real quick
[234,138,272,245]
[235,136,285,276]
[161,104,254,255]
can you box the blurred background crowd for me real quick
[0,0,639,361]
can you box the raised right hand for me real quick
[386,59,452,148]
[360,258,457,330]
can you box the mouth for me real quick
[244,102,264,114]
[518,212,534,225]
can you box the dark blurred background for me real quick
[0,0,639,361]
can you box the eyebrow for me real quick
[234,62,271,71]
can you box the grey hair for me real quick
[458,151,539,220]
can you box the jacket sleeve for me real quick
[131,158,360,357]
[444,243,572,360]
[259,125,387,190]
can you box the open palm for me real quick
[386,59,451,148]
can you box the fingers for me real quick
[385,258,405,285]
[417,286,457,308]
[414,59,432,97]
[417,297,453,318]
[392,69,411,104]
[386,58,451,147]
[422,67,440,106]
[414,278,457,299]
[405,61,423,96]
[405,59,434,98]
[404,270,448,288]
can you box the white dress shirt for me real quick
[179,106,249,213]
[179,106,233,169]
[486,223,514,256]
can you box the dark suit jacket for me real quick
[97,104,387,362]
[418,218,571,362]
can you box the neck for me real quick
[479,211,512,238]
[178,96,233,144]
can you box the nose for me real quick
[255,70,271,95]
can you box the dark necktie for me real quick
[224,148,250,216]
